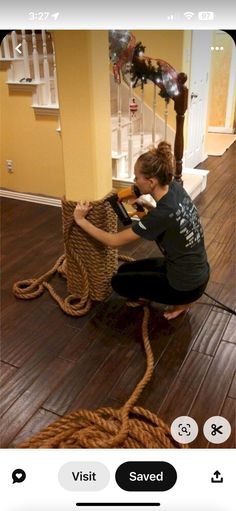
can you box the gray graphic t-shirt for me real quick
[132,180,209,291]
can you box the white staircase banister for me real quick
[42,30,51,105]
[32,30,40,81]
[152,83,157,145]
[11,31,18,59]
[127,83,134,178]
[117,82,122,154]
[164,98,169,141]
[31,30,41,105]
[21,30,30,78]
[2,33,10,59]
[140,85,145,154]
[52,38,59,105]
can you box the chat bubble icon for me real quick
[12,469,26,484]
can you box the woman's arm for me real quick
[73,201,140,248]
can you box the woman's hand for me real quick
[128,197,143,207]
[128,196,154,211]
[73,200,140,247]
[130,196,155,211]
[74,201,93,223]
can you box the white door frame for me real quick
[185,30,212,168]
[224,34,236,131]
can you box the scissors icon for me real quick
[211,424,223,436]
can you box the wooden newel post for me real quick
[173,72,188,183]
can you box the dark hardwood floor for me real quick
[1,142,236,448]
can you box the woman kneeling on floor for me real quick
[73,141,210,320]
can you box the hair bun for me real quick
[156,141,172,159]
[137,140,174,186]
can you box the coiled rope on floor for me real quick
[12,250,133,317]
[13,194,120,316]
[17,306,186,448]
[13,195,187,448]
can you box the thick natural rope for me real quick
[12,194,135,316]
[13,253,92,317]
[13,194,118,316]
[61,196,118,300]
[13,195,188,448]
[12,250,132,317]
[16,306,187,448]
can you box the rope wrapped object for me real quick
[62,196,117,299]
[16,307,187,448]
[13,194,121,316]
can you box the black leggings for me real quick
[111,257,209,305]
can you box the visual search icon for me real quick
[171,416,198,444]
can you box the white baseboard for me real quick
[0,189,61,207]
[208,127,235,134]
[183,168,209,200]
[183,168,209,177]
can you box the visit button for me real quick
[115,462,177,491]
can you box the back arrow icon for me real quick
[16,43,22,55]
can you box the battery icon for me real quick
[198,11,215,20]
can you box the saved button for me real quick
[115,462,177,491]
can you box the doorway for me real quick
[185,30,212,168]
[185,30,236,166]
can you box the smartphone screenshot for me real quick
[1,2,236,510]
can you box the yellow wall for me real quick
[132,30,185,130]
[208,32,234,127]
[0,64,65,197]
[0,31,112,201]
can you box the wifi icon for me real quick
[184,11,195,20]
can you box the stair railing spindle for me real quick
[127,83,134,178]
[164,98,169,141]
[2,33,10,59]
[52,38,59,105]
[140,85,144,154]
[31,30,41,104]
[11,31,18,59]
[32,30,40,81]
[21,30,30,78]
[7,32,14,81]
[42,30,51,105]
[152,83,157,145]
[117,82,122,155]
